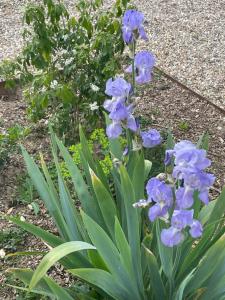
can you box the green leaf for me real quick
[91,169,117,238]
[143,245,166,300]
[56,85,75,104]
[8,268,75,300]
[6,216,92,269]
[174,270,195,300]
[49,132,85,242]
[79,126,109,190]
[81,211,140,299]
[30,241,96,289]
[132,151,145,200]
[166,130,175,149]
[197,132,209,150]
[208,185,225,224]
[55,136,103,224]
[69,268,129,300]
[119,165,144,296]
[156,220,173,279]
[21,146,70,240]
[199,200,216,225]
[114,217,134,280]
[144,159,152,180]
[184,235,225,296]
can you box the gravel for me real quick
[1,0,225,107]
[137,0,225,108]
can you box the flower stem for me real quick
[132,40,136,96]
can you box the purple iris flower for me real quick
[127,115,138,132]
[135,51,156,84]
[146,178,173,221]
[122,10,148,44]
[141,129,161,148]
[105,78,131,99]
[174,140,196,152]
[171,209,194,230]
[106,122,122,139]
[161,227,184,247]
[183,170,215,191]
[183,171,215,205]
[109,100,129,121]
[189,220,203,238]
[126,51,156,84]
[134,137,215,247]
[176,187,194,209]
[164,140,195,167]
[164,150,175,166]
[146,178,172,203]
[148,203,169,222]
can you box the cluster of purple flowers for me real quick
[104,78,138,139]
[122,10,148,44]
[134,140,215,247]
[104,77,162,146]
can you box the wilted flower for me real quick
[141,129,161,148]
[122,10,148,43]
[126,51,156,84]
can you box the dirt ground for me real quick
[1,70,225,298]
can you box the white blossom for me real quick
[90,84,100,92]
[0,249,6,259]
[50,80,58,89]
[89,101,99,111]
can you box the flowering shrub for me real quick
[0,0,130,141]
[4,8,225,300]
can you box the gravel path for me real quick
[1,0,225,107]
[137,0,225,108]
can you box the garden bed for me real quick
[1,68,225,298]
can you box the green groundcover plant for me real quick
[0,0,130,141]
[3,8,225,300]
